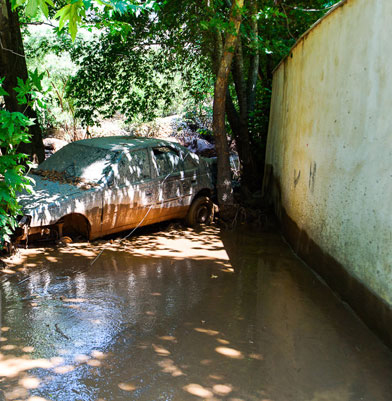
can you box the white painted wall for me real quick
[265,0,392,305]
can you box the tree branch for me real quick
[0,37,25,58]
[21,21,55,27]
[280,3,295,40]
[284,4,337,12]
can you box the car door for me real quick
[181,151,199,206]
[150,145,187,220]
[101,148,153,234]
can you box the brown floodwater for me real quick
[1,224,392,401]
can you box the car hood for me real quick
[18,174,99,225]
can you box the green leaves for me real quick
[0,78,9,97]
[14,77,31,105]
[14,70,48,112]
[55,1,86,41]
[0,110,33,145]
[12,0,54,18]
[12,0,160,42]
[0,77,36,244]
[30,69,45,91]
[51,0,158,42]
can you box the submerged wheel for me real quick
[59,236,73,244]
[186,196,214,227]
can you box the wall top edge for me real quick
[272,0,349,75]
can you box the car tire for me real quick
[58,236,73,245]
[186,196,214,227]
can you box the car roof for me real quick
[73,136,183,151]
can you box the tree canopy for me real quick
[0,0,339,242]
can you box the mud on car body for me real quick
[14,136,215,244]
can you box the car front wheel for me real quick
[186,196,214,226]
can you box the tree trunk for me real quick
[231,38,257,191]
[225,90,241,142]
[213,0,244,217]
[211,29,223,74]
[246,0,259,117]
[0,0,44,163]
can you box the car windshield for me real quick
[34,143,118,185]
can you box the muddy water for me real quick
[1,225,392,401]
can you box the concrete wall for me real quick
[264,0,392,345]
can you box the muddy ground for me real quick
[1,223,392,401]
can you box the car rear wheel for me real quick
[186,196,214,227]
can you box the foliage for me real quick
[20,0,335,170]
[13,0,54,19]
[0,78,36,244]
[0,0,339,241]
[12,0,160,41]
[14,0,338,189]
[23,26,81,131]
[20,2,213,127]
[66,25,212,126]
[248,1,332,154]
[135,0,335,186]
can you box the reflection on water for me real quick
[1,225,392,401]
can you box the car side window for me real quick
[183,153,198,170]
[118,149,151,185]
[152,147,183,176]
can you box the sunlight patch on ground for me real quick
[212,383,233,396]
[125,226,231,263]
[0,355,55,378]
[194,327,220,336]
[158,335,177,343]
[1,268,16,274]
[152,344,171,356]
[19,376,40,389]
[86,359,101,367]
[249,353,264,360]
[91,350,106,359]
[61,298,87,303]
[215,347,244,359]
[53,365,75,374]
[118,382,136,391]
[183,383,214,399]
[74,354,90,363]
[217,338,230,345]
[3,226,233,273]
[1,345,16,351]
[157,358,185,377]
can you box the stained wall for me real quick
[264,0,392,343]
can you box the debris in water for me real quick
[55,323,70,340]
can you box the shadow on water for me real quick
[0,223,392,400]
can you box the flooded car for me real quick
[15,136,215,243]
